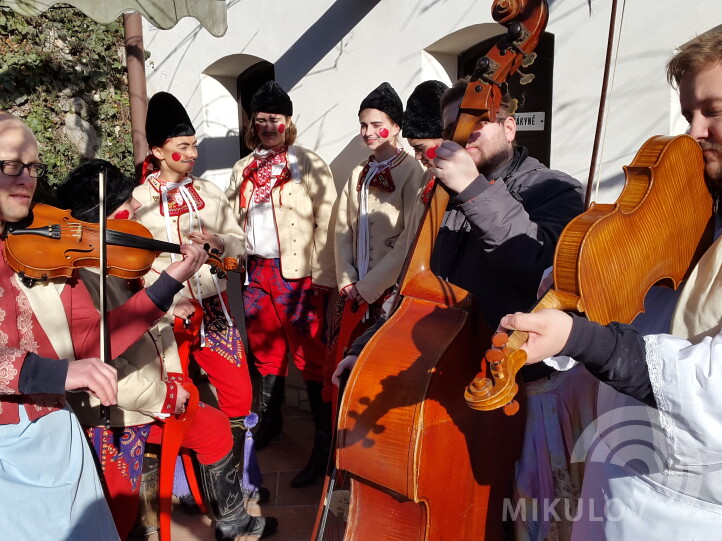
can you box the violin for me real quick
[465,134,714,413]
[2,203,240,284]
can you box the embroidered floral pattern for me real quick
[355,151,408,193]
[201,294,244,366]
[243,146,291,204]
[147,173,206,216]
[0,282,24,397]
[12,276,39,354]
[88,424,151,492]
[0,360,18,395]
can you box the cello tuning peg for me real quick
[518,71,535,85]
[507,99,519,116]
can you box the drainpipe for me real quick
[123,12,148,181]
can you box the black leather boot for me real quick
[229,415,270,504]
[291,380,332,488]
[254,375,285,450]
[199,450,278,540]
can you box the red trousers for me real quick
[185,292,254,418]
[87,403,232,540]
[243,258,326,382]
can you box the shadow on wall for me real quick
[275,0,383,89]
[195,133,241,177]
[329,135,369,195]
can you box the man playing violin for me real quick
[500,25,722,540]
[0,112,208,540]
[56,159,277,540]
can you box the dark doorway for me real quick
[458,32,554,166]
[236,61,275,158]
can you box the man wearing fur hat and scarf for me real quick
[226,81,337,489]
[133,92,277,539]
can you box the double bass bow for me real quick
[324,1,549,539]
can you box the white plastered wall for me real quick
[143,0,722,201]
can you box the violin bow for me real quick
[585,0,620,209]
[98,166,111,428]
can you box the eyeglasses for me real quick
[0,160,47,178]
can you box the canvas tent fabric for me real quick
[2,0,227,36]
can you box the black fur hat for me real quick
[250,81,293,116]
[359,82,404,126]
[402,80,448,139]
[57,159,135,223]
[145,92,195,148]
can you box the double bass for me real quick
[326,1,548,539]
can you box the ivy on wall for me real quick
[0,3,138,203]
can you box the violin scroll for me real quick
[466,135,714,414]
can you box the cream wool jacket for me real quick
[335,151,425,304]
[226,145,337,289]
[67,270,183,427]
[133,176,245,314]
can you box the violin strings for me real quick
[44,223,182,253]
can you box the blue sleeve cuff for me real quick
[19,353,69,395]
[146,271,184,312]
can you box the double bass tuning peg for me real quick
[509,41,538,68]
[518,71,535,85]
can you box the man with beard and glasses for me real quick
[500,25,722,540]
[0,112,208,540]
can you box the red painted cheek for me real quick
[171,152,182,161]
[113,210,130,220]
[425,147,437,160]
[379,128,389,138]
[278,124,286,134]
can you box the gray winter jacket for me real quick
[347,146,583,355]
[432,146,584,326]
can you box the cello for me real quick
[327,1,549,539]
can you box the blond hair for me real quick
[243,113,297,150]
[667,25,722,88]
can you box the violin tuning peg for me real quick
[518,71,535,85]
[503,400,520,416]
[507,99,519,116]
[491,332,509,348]
[485,349,504,364]
[521,52,537,68]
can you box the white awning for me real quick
[2,0,227,36]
